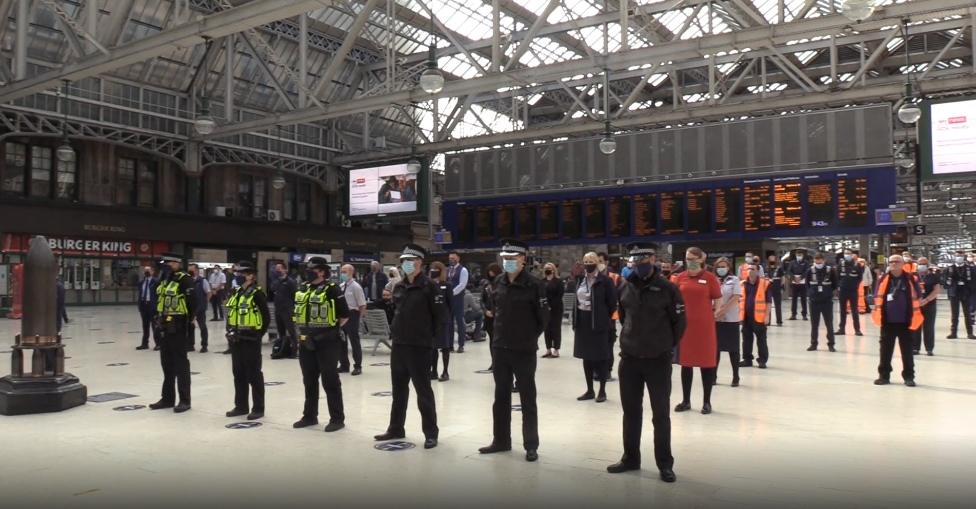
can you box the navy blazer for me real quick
[137,277,160,309]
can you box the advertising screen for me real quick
[924,98,976,176]
[348,164,418,216]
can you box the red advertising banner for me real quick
[1,234,169,258]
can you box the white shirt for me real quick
[448,264,469,296]
[208,270,226,289]
[576,275,595,311]
[716,275,742,323]
[343,280,367,311]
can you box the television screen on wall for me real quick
[920,97,976,180]
[348,163,419,216]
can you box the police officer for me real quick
[806,253,838,352]
[149,252,196,413]
[914,258,940,356]
[374,244,444,449]
[943,250,976,339]
[607,243,685,483]
[478,239,548,463]
[292,257,350,432]
[835,249,865,337]
[788,249,810,320]
[224,261,270,420]
[766,255,785,326]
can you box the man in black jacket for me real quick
[607,243,685,483]
[478,239,548,463]
[271,262,298,359]
[835,249,865,337]
[374,244,445,450]
[788,249,810,320]
[806,253,839,352]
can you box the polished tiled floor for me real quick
[2,302,975,508]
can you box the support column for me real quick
[491,0,501,72]
[298,13,308,108]
[15,0,29,80]
[619,0,628,51]
[225,34,234,121]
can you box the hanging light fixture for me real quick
[896,19,922,125]
[895,142,915,169]
[599,121,617,155]
[272,125,286,189]
[194,38,217,135]
[56,80,75,163]
[419,44,444,94]
[841,0,876,22]
[406,153,422,175]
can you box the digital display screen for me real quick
[348,163,418,216]
[926,98,976,176]
[539,202,559,240]
[496,206,515,239]
[714,187,741,233]
[561,200,582,239]
[476,207,494,242]
[457,207,474,243]
[686,189,712,234]
[517,205,537,241]
[634,194,658,236]
[660,191,685,235]
[585,199,606,239]
[773,181,802,229]
[744,183,772,232]
[608,197,630,237]
[837,177,868,227]
[806,181,833,228]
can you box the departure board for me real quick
[686,189,712,234]
[607,197,631,237]
[744,183,773,232]
[457,207,474,243]
[497,206,515,239]
[476,207,494,242]
[660,191,685,235]
[773,181,802,229]
[837,177,869,227]
[634,194,658,236]
[539,202,559,240]
[561,199,582,239]
[714,187,742,233]
[807,181,834,228]
[585,199,607,238]
[517,205,537,241]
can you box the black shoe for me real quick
[479,443,512,454]
[430,371,439,380]
[968,335,976,340]
[247,411,263,420]
[659,469,677,483]
[701,403,712,415]
[947,334,958,339]
[834,330,845,336]
[149,400,174,410]
[607,461,640,474]
[802,316,808,321]
[577,391,595,401]
[200,347,208,353]
[174,402,191,413]
[457,346,464,353]
[526,449,538,462]
[828,346,837,352]
[731,377,740,387]
[374,431,405,441]
[674,401,691,412]
[541,352,553,358]
[806,345,817,351]
[439,373,450,382]
[210,318,221,321]
[788,316,797,320]
[186,346,195,352]
[293,417,318,429]
[512,384,519,393]
[738,360,753,367]
[153,345,161,351]
[873,378,890,386]
[136,344,149,350]
[595,392,607,403]
[351,367,362,376]
[324,422,344,432]
[757,362,767,369]
[855,331,863,337]
[927,351,934,356]
[606,376,617,382]
[776,322,783,326]
[221,349,232,355]
[905,380,917,387]
[912,350,920,355]
[424,438,438,449]
[225,408,247,418]
[337,366,350,373]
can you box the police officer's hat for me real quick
[159,252,183,264]
[399,243,428,260]
[626,242,658,261]
[499,239,528,257]
[307,257,329,270]
[236,261,256,273]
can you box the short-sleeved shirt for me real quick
[715,274,742,323]
[343,280,367,311]
[208,270,225,289]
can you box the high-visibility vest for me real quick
[293,282,338,328]
[227,285,263,329]
[739,278,769,325]
[871,274,924,331]
[156,272,189,316]
[903,261,917,274]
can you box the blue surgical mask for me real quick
[402,261,416,275]
[686,260,702,271]
[716,267,728,277]
[844,255,853,262]
[503,259,519,274]
[815,263,825,270]
[339,273,350,283]
[234,275,245,285]
[917,264,928,273]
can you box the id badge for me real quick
[165,315,173,322]
[959,281,966,286]
[818,285,823,293]
[887,294,894,302]
[698,279,707,285]
[299,334,307,342]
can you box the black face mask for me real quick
[144,271,151,277]
[584,264,597,274]
[429,270,441,279]
[160,265,172,277]
[545,270,554,276]
[305,270,317,281]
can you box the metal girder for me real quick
[201,143,330,182]
[502,0,562,72]
[310,0,379,101]
[39,0,110,56]
[238,33,298,111]
[414,0,487,75]
[0,0,332,104]
[843,28,901,89]
[918,25,970,81]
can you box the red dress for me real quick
[674,270,722,368]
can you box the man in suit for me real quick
[136,266,160,351]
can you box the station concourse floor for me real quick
[1,302,975,509]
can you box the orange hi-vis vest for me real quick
[903,261,917,274]
[607,271,621,321]
[738,264,749,281]
[871,273,924,331]
[739,278,769,325]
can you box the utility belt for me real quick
[226,327,262,344]
[297,326,340,351]
[157,314,188,334]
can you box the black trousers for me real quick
[158,317,191,404]
[210,293,223,320]
[949,295,973,335]
[298,330,344,424]
[491,348,538,450]
[139,302,158,347]
[485,316,495,366]
[769,285,783,324]
[231,339,265,412]
[608,320,618,374]
[741,321,768,363]
[544,310,562,350]
[809,300,835,347]
[914,304,937,353]
[189,310,208,349]
[274,309,297,354]
[879,323,915,381]
[387,344,438,439]
[837,289,861,332]
[618,354,673,470]
[340,310,363,369]
[791,284,808,318]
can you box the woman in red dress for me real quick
[672,247,722,414]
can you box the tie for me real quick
[143,280,149,302]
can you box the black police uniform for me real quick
[807,264,838,349]
[789,257,810,319]
[915,270,940,354]
[226,281,270,416]
[154,266,196,409]
[383,272,445,441]
[766,263,785,325]
[488,268,548,453]
[943,263,976,338]
[271,274,298,358]
[297,279,350,427]
[612,267,686,474]
[836,258,865,335]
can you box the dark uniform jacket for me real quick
[942,264,975,298]
[271,275,297,314]
[919,270,941,306]
[492,271,548,351]
[391,274,445,347]
[767,264,785,290]
[806,265,838,303]
[618,271,686,359]
[789,259,810,285]
[837,259,865,292]
[571,273,617,333]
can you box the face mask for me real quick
[584,264,597,274]
[545,269,553,276]
[160,265,172,277]
[449,260,457,267]
[745,255,753,262]
[234,275,246,285]
[429,270,441,279]
[339,274,350,283]
[686,260,702,271]
[918,264,928,273]
[402,261,416,275]
[636,263,654,278]
[716,267,728,277]
[815,263,824,270]
[305,270,317,280]
[144,271,150,277]
[956,257,965,265]
[503,259,519,274]
[844,255,853,262]
[598,263,607,273]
